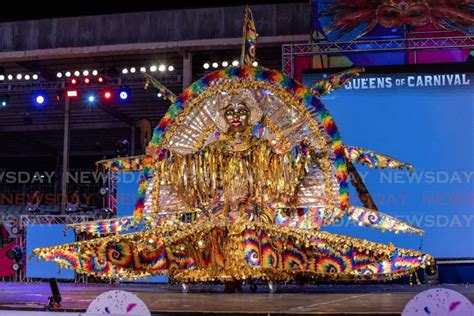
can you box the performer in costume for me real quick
[33,7,434,292]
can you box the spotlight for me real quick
[24,74,31,80]
[36,96,45,104]
[82,70,89,76]
[252,61,259,67]
[122,68,128,74]
[97,208,113,219]
[140,67,147,73]
[6,247,23,261]
[150,65,157,72]
[168,65,174,72]
[32,74,39,80]
[130,67,136,73]
[16,74,22,80]
[92,70,98,76]
[119,91,128,100]
[65,71,71,77]
[0,95,8,107]
[158,65,166,72]
[0,75,4,80]
[74,71,80,77]
[71,78,77,85]
[203,63,210,69]
[222,61,229,67]
[157,92,162,98]
[103,89,113,100]
[98,76,104,83]
[232,60,239,66]
[7,74,13,80]
[66,90,78,98]
[118,87,130,101]
[34,92,46,106]
[212,62,218,69]
[87,94,95,103]
[84,78,90,84]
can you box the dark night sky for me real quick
[0,0,308,22]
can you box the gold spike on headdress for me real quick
[240,6,258,66]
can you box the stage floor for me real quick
[0,282,472,315]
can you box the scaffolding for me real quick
[282,35,474,77]
[16,214,94,282]
[107,169,118,213]
[0,74,182,93]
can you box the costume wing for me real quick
[344,146,413,171]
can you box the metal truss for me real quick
[19,214,93,227]
[16,214,94,282]
[107,169,118,213]
[0,74,182,93]
[282,35,474,76]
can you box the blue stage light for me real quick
[0,95,8,107]
[119,91,128,100]
[87,95,95,103]
[36,96,44,104]
[118,87,130,101]
[34,92,46,106]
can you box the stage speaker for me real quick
[6,247,23,261]
[6,249,16,259]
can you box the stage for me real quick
[0,282,472,315]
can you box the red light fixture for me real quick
[66,90,78,98]
[98,77,104,83]
[71,78,77,85]
[84,78,90,84]
[103,90,112,100]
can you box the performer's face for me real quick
[224,102,250,133]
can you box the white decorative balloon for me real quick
[86,290,151,316]
[402,288,473,316]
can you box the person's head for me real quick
[216,89,262,134]
[223,97,250,133]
